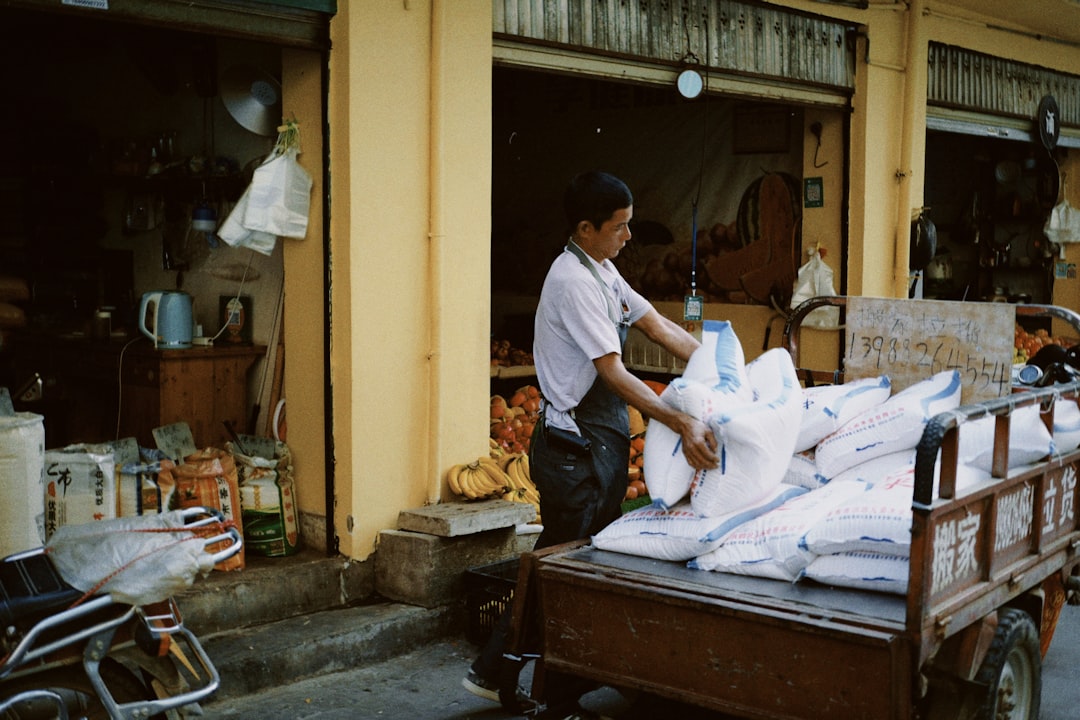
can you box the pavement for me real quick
[198,603,1080,720]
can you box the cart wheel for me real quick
[971,608,1042,720]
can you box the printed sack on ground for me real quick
[800,551,909,596]
[110,437,175,517]
[814,370,961,479]
[593,484,806,562]
[794,376,891,453]
[228,439,301,557]
[690,348,803,517]
[118,457,177,517]
[690,480,868,581]
[158,448,245,571]
[44,444,118,540]
[804,465,918,557]
[957,404,1054,472]
[643,320,751,509]
[0,412,45,555]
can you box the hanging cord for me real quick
[114,335,149,440]
[687,11,709,298]
[690,99,705,296]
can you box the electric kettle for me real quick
[138,291,193,349]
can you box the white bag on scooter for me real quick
[45,511,218,605]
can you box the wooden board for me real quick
[844,297,1013,404]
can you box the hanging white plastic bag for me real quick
[1044,198,1080,244]
[216,120,312,256]
[790,249,840,328]
[243,146,312,239]
[218,186,279,255]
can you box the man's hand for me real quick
[593,353,720,471]
[676,414,719,471]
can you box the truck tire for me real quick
[971,607,1042,720]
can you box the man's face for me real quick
[586,206,633,260]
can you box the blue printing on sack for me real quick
[823,376,892,419]
[698,485,808,543]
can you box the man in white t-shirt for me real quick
[464,171,718,720]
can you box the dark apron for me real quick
[531,368,631,550]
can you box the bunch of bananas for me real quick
[445,444,542,523]
[446,456,511,500]
[498,452,541,523]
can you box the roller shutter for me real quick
[927,43,1080,148]
[492,0,856,108]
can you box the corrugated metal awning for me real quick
[492,0,856,108]
[927,42,1080,147]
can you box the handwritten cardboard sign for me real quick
[845,297,1014,404]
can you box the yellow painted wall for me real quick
[280,48,327,545]
[327,1,492,560]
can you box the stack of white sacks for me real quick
[594,320,1079,595]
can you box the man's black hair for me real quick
[564,171,633,234]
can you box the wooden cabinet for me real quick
[8,337,265,450]
[113,344,265,448]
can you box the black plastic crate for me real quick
[463,557,519,646]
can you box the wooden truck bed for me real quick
[513,298,1080,720]
[535,545,911,718]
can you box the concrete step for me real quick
[174,546,474,702]
[201,601,461,702]
[175,547,375,637]
[174,504,536,703]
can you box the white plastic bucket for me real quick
[0,412,45,557]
